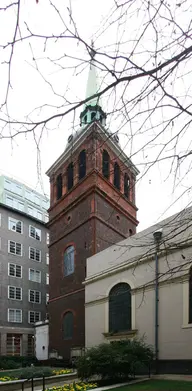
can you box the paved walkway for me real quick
[153,374,192,382]
[16,373,192,391]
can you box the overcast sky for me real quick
[0,0,191,232]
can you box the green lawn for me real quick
[110,380,192,391]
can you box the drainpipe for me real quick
[153,229,163,374]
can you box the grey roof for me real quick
[86,206,192,278]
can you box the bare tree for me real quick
[1,0,192,263]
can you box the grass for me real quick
[108,380,192,391]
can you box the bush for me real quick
[0,356,39,370]
[77,339,153,380]
[17,367,53,379]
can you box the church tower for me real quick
[46,53,139,360]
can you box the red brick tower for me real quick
[46,56,139,360]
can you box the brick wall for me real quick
[48,125,138,359]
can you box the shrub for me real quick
[77,339,153,380]
[17,367,53,379]
[0,356,39,370]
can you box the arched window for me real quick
[63,311,73,340]
[109,283,131,333]
[189,267,192,323]
[84,115,87,124]
[124,173,130,199]
[91,112,96,121]
[114,162,120,190]
[67,163,74,191]
[102,150,110,179]
[79,150,86,180]
[56,174,62,200]
[64,246,75,276]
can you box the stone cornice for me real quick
[84,240,192,286]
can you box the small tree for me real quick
[77,339,153,381]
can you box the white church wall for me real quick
[85,244,192,361]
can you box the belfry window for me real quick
[67,163,74,191]
[114,162,120,190]
[79,150,86,180]
[102,150,110,179]
[56,174,62,200]
[124,173,130,199]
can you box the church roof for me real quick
[85,206,192,281]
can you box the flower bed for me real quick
[0,377,18,382]
[52,370,74,376]
[46,381,97,391]
[0,368,74,382]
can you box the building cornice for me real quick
[84,240,192,286]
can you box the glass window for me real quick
[67,163,74,191]
[6,334,22,356]
[8,241,22,256]
[46,293,49,304]
[78,150,86,180]
[29,226,41,241]
[56,174,62,200]
[28,206,34,216]
[102,150,110,179]
[29,247,41,262]
[46,253,49,265]
[64,246,75,276]
[9,218,23,234]
[114,162,120,190]
[28,311,41,324]
[109,283,131,333]
[46,233,50,245]
[63,312,73,340]
[29,269,41,283]
[46,273,49,285]
[124,173,130,199]
[8,309,22,323]
[5,179,12,190]
[29,290,41,304]
[8,263,22,278]
[8,286,22,300]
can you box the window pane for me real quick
[114,163,120,190]
[64,246,74,276]
[63,312,73,339]
[109,283,131,333]
[78,150,86,180]
[102,150,110,179]
[16,265,22,277]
